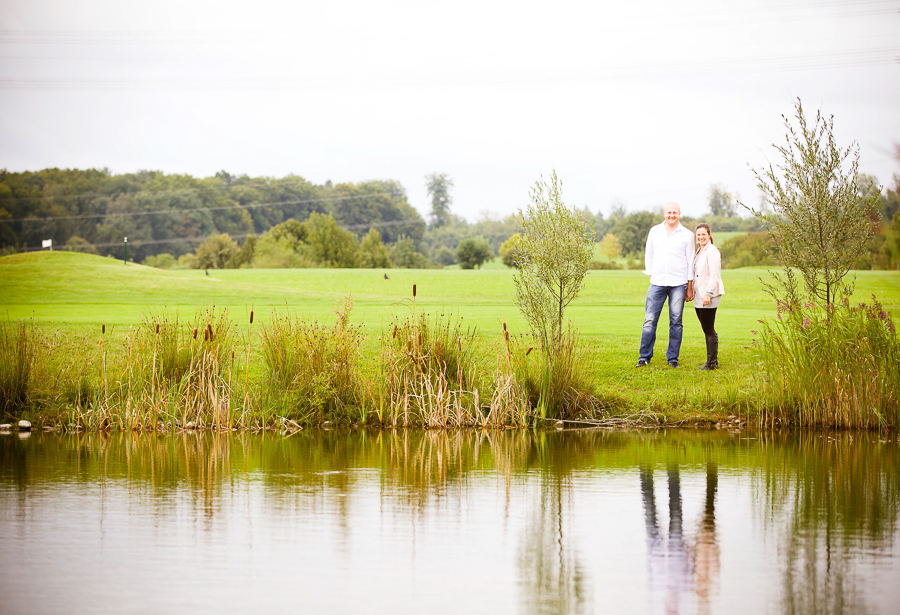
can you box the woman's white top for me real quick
[693,243,725,309]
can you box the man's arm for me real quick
[685,231,695,301]
[643,227,654,276]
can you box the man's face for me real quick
[664,204,680,226]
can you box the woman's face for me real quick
[696,227,710,246]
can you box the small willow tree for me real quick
[746,99,880,307]
[514,171,594,355]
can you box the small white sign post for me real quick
[42,239,52,251]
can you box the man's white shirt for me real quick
[643,222,695,286]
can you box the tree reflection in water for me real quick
[757,433,898,615]
[516,474,588,615]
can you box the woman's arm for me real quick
[706,246,722,296]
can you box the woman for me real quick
[693,223,725,370]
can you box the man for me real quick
[636,202,694,368]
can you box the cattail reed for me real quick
[193,327,198,339]
[155,323,160,334]
[250,310,254,324]
[412,284,417,298]
[101,323,105,334]
[207,322,214,342]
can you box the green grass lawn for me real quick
[713,231,749,244]
[3,251,899,421]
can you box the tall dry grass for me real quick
[379,306,482,427]
[63,308,241,431]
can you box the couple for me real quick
[636,202,724,370]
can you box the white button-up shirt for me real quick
[643,222,695,287]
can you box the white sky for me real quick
[1,0,898,221]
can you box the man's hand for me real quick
[686,282,694,302]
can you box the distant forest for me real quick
[1,168,897,270]
[0,168,424,263]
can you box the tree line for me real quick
[2,167,897,270]
[0,168,425,264]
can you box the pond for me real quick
[1,429,898,614]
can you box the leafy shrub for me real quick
[499,233,521,268]
[143,253,176,268]
[360,228,392,268]
[455,237,494,269]
[390,235,432,268]
[588,260,622,270]
[719,233,775,268]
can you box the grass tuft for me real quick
[0,321,33,418]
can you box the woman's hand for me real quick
[702,294,711,306]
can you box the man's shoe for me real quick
[636,359,650,368]
[668,361,679,368]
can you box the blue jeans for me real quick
[639,283,687,363]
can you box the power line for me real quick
[1,191,406,223]
[1,46,896,91]
[0,2,896,45]
[0,175,385,202]
[18,218,424,252]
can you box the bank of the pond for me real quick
[2,252,898,430]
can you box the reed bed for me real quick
[752,295,900,429]
[260,297,368,426]
[0,321,34,416]
[3,290,897,432]
[379,297,484,427]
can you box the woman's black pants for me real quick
[695,307,718,368]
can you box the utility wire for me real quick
[18,218,424,252]
[1,191,406,223]
[0,2,897,44]
[1,47,897,91]
[0,175,387,202]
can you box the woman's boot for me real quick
[701,334,718,370]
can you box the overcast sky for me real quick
[1,0,898,221]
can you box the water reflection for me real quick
[517,475,588,614]
[0,430,898,614]
[638,462,722,615]
[696,464,720,615]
